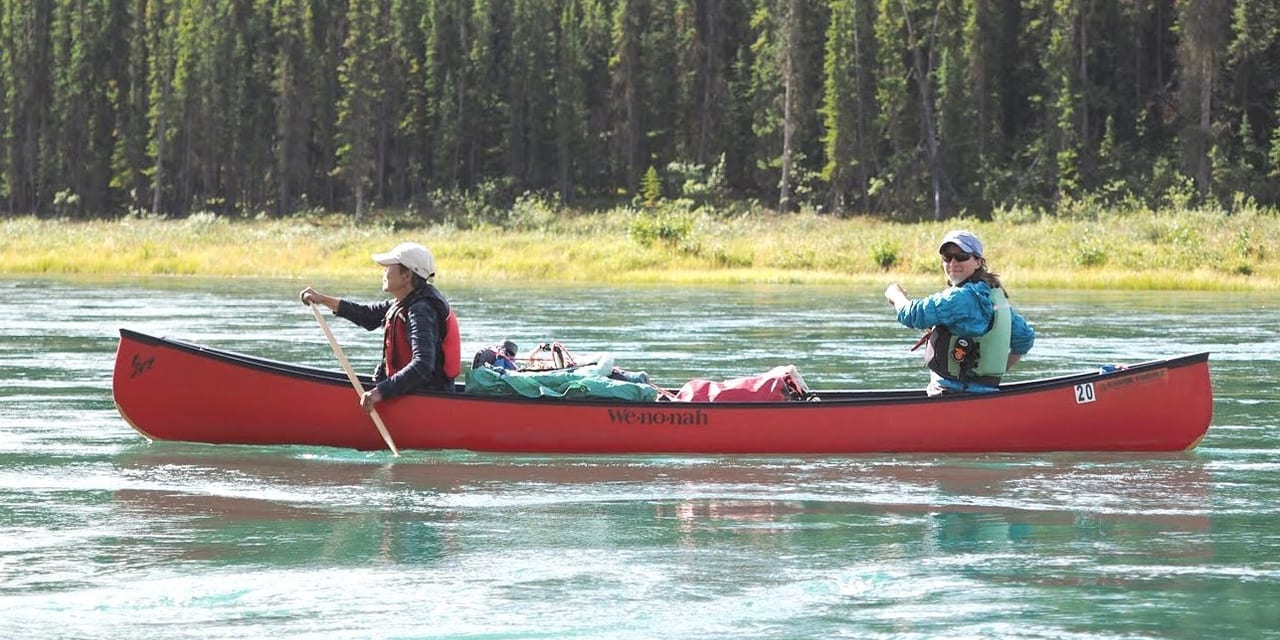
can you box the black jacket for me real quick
[336,285,453,396]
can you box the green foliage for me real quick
[641,165,662,207]
[6,204,1280,289]
[629,203,699,254]
[52,189,80,217]
[507,192,559,231]
[1073,233,1108,267]
[991,205,1042,226]
[1270,92,1280,179]
[710,244,755,268]
[427,178,520,228]
[1,0,1280,220]
[870,240,899,270]
[667,155,727,206]
[772,247,816,269]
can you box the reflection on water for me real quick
[106,448,1216,581]
[2,278,1280,639]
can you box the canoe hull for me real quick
[112,329,1213,454]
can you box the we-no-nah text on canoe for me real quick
[606,408,709,426]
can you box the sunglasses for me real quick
[940,252,974,264]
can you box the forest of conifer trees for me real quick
[2,0,1279,221]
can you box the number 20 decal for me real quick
[1074,382,1096,404]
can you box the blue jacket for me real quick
[896,280,1035,392]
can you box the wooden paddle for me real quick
[309,303,401,456]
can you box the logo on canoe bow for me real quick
[607,408,708,426]
[130,353,155,378]
[1096,369,1167,393]
[1075,369,1169,403]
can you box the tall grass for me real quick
[3,201,1278,291]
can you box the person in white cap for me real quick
[883,229,1035,396]
[300,242,461,407]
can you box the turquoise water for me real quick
[2,278,1278,639]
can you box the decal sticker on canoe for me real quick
[1075,369,1170,403]
[607,408,708,426]
[130,353,155,379]
[1096,369,1168,393]
[1074,382,1096,404]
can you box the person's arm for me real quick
[891,285,984,333]
[1007,309,1036,369]
[886,283,940,332]
[335,299,390,331]
[300,287,389,331]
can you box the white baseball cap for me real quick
[373,242,436,279]
[937,229,984,257]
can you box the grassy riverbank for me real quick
[3,203,1278,291]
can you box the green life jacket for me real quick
[924,287,1012,387]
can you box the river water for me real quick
[2,278,1278,639]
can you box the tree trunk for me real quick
[1078,3,1091,180]
[902,0,948,219]
[778,0,800,212]
[152,75,169,216]
[1197,56,1213,196]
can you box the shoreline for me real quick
[4,210,1278,292]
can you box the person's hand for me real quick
[361,388,382,412]
[301,287,337,310]
[884,283,908,307]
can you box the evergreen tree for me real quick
[1222,0,1280,201]
[1047,0,1082,201]
[306,0,343,209]
[1270,92,1280,179]
[746,0,782,203]
[110,0,153,215]
[145,0,179,215]
[611,0,644,192]
[384,0,423,204]
[273,0,312,215]
[507,0,557,189]
[1,0,1279,217]
[778,0,801,212]
[1177,0,1227,200]
[820,0,856,213]
[641,0,680,176]
[555,0,589,203]
[943,0,990,211]
[576,0,616,195]
[336,0,381,220]
[1,2,54,213]
[49,0,126,215]
[820,0,878,214]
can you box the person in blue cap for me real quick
[884,230,1036,396]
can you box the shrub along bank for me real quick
[2,201,1277,291]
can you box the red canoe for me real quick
[112,329,1213,454]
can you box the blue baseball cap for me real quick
[938,230,983,257]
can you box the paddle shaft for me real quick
[309,303,400,456]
